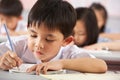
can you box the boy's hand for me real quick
[0,51,22,70]
[27,60,63,75]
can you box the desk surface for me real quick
[42,72,120,80]
[0,70,49,80]
[91,51,120,61]
[0,70,120,80]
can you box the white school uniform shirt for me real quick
[0,36,93,64]
[0,20,27,34]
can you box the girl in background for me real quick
[90,3,107,33]
[73,7,99,47]
[73,7,118,51]
[90,3,120,40]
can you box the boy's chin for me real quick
[35,55,46,61]
[35,55,41,59]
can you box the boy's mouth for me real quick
[35,51,44,55]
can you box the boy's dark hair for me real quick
[0,0,23,17]
[28,0,76,38]
[90,3,108,33]
[75,7,99,47]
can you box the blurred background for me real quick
[20,0,120,33]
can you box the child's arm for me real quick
[61,58,107,73]
[100,33,120,40]
[84,41,120,51]
[0,51,22,70]
[27,58,107,75]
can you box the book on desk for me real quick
[9,63,66,75]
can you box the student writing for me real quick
[0,0,107,75]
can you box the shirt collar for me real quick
[50,47,64,62]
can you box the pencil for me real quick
[3,24,15,52]
[4,24,19,70]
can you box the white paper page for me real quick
[9,63,65,75]
[9,63,35,73]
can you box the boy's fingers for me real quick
[3,59,13,68]
[1,63,12,70]
[5,55,16,67]
[36,64,46,75]
[36,65,43,75]
[9,51,17,58]
[43,65,48,74]
[13,57,22,67]
[0,52,15,68]
[8,51,22,67]
[17,58,23,66]
[0,51,20,70]
[26,65,37,72]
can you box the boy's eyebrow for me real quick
[29,29,37,33]
[29,28,57,38]
[47,34,56,38]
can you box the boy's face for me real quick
[73,20,87,46]
[0,14,21,30]
[27,23,70,62]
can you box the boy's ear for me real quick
[62,36,74,46]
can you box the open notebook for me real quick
[9,63,65,75]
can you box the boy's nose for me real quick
[35,39,44,49]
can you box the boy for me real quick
[0,0,107,75]
[0,0,27,36]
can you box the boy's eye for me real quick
[46,39,54,42]
[30,34,37,38]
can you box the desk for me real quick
[91,51,120,62]
[42,72,120,80]
[0,70,120,80]
[0,50,120,80]
[0,70,49,80]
